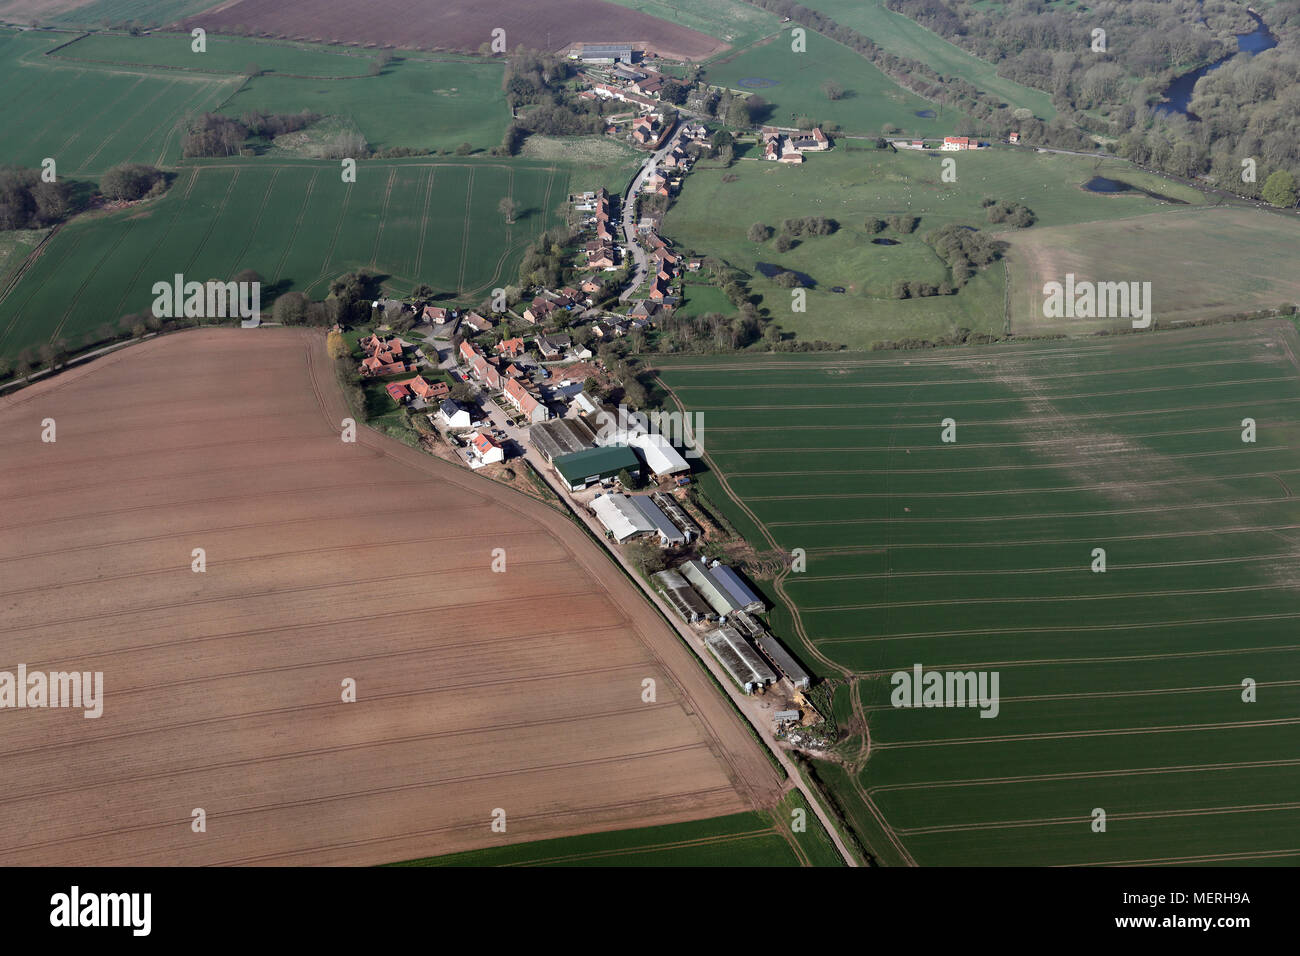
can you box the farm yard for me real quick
[663,147,1209,349]
[704,27,954,137]
[0,328,783,865]
[655,321,1300,865]
[0,157,567,364]
[176,0,728,60]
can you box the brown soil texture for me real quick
[178,0,726,60]
[0,328,779,865]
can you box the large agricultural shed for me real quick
[530,417,598,462]
[552,445,641,491]
[681,559,764,618]
[706,627,777,694]
[575,43,636,63]
[652,569,713,623]
[591,493,655,542]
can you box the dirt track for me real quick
[0,328,780,865]
[178,0,727,60]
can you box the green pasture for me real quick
[219,54,510,153]
[655,321,1300,865]
[798,0,1057,118]
[662,147,1206,348]
[705,28,955,137]
[602,0,781,53]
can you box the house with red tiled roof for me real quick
[470,353,503,390]
[422,305,450,324]
[402,375,449,402]
[503,377,549,424]
[942,136,977,151]
[459,339,483,364]
[385,381,412,404]
[467,431,505,467]
[496,337,526,359]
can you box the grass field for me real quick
[602,0,781,54]
[218,53,510,153]
[662,147,1207,348]
[655,321,1300,865]
[38,0,219,26]
[799,0,1056,118]
[52,31,380,76]
[1004,205,1300,335]
[0,157,568,361]
[705,28,957,136]
[0,29,239,175]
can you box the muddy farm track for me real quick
[0,328,779,866]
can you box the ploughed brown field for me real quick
[178,0,726,60]
[0,329,779,865]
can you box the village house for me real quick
[422,305,452,325]
[467,431,505,467]
[470,353,504,390]
[459,339,483,364]
[360,335,413,377]
[535,333,572,359]
[496,337,526,359]
[438,399,472,430]
[503,377,549,424]
[942,136,978,150]
[385,381,412,405]
[401,374,449,403]
[461,311,494,333]
[523,297,559,325]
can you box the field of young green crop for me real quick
[663,146,1207,348]
[51,31,378,76]
[0,157,567,362]
[655,321,1300,865]
[391,789,844,866]
[0,30,239,175]
[705,28,955,137]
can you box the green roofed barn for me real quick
[552,445,641,491]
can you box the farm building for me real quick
[681,559,763,617]
[530,417,597,462]
[651,492,700,542]
[627,432,690,479]
[707,561,764,614]
[552,445,641,491]
[628,495,686,546]
[652,569,713,623]
[755,633,811,690]
[705,626,776,694]
[591,493,655,542]
[576,43,636,64]
[681,559,736,618]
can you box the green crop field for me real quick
[706,28,957,137]
[0,30,239,175]
[0,157,568,362]
[663,146,1207,348]
[390,797,842,865]
[51,31,379,76]
[655,321,1300,865]
[798,0,1057,118]
[602,0,782,54]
